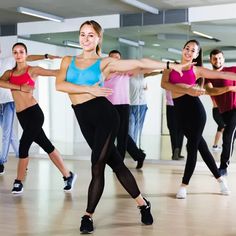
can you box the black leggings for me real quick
[72,97,140,214]
[220,109,236,169]
[114,104,129,159]
[166,105,184,155]
[173,95,220,185]
[212,107,225,131]
[114,104,144,161]
[17,104,55,158]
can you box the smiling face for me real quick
[79,23,101,53]
[182,41,199,62]
[210,52,225,70]
[12,44,27,63]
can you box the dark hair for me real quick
[183,39,204,86]
[12,42,28,70]
[210,49,224,58]
[183,39,202,66]
[109,50,121,56]
[79,20,103,56]
[12,42,28,53]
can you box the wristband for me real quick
[44,53,49,59]
[166,61,170,69]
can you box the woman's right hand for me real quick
[187,85,205,97]
[89,83,113,97]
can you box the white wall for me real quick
[141,74,163,159]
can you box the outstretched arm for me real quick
[197,66,236,81]
[103,57,191,77]
[30,66,59,77]
[26,54,61,62]
[56,56,112,97]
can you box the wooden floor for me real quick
[0,156,236,236]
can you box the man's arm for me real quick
[205,81,235,95]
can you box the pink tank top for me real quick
[9,66,35,87]
[169,66,196,85]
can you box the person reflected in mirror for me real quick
[104,49,146,169]
[210,96,225,152]
[165,90,184,160]
[0,42,77,194]
[129,73,148,149]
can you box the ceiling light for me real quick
[192,30,213,39]
[17,7,64,22]
[167,48,182,55]
[118,37,145,47]
[120,0,159,14]
[63,40,82,48]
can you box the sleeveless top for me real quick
[169,66,196,86]
[9,66,35,87]
[66,57,103,86]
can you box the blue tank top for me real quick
[66,57,103,86]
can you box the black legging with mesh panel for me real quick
[173,95,220,185]
[72,97,140,213]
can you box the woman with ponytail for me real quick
[161,39,236,199]
[56,20,193,233]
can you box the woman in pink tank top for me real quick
[161,39,236,199]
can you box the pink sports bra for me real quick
[9,66,35,87]
[169,66,196,85]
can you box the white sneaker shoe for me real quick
[219,178,230,195]
[176,187,187,199]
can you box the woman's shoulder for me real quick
[101,56,116,67]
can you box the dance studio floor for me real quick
[0,154,235,236]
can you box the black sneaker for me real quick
[63,171,77,193]
[219,168,227,176]
[80,215,94,234]
[138,198,153,225]
[12,179,24,194]
[0,164,5,175]
[136,150,146,169]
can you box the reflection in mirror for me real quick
[16,19,236,164]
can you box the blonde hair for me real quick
[79,20,103,56]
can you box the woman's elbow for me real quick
[55,81,64,91]
[161,81,167,89]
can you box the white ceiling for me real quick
[1,0,236,62]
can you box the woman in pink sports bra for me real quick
[0,42,77,194]
[161,39,236,199]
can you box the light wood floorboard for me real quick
[0,156,236,236]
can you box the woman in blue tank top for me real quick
[161,39,236,200]
[56,20,193,234]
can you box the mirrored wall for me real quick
[14,18,236,162]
